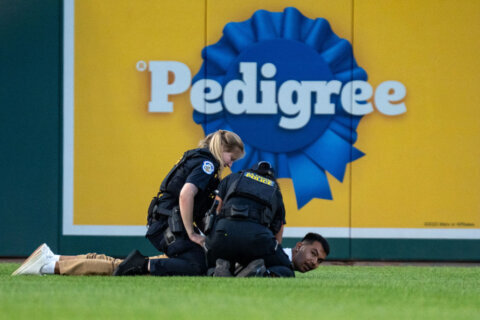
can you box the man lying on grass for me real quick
[12,233,329,277]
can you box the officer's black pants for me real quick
[206,218,294,277]
[263,245,295,278]
[146,219,208,276]
[149,238,207,276]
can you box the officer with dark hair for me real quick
[205,161,294,277]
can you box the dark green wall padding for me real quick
[0,0,61,256]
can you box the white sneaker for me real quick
[42,243,54,261]
[11,243,52,276]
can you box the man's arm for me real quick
[215,195,223,213]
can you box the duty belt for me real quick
[220,206,264,223]
[150,206,176,224]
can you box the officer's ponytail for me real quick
[199,130,245,171]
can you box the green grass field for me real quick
[1,263,479,319]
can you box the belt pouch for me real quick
[230,205,249,218]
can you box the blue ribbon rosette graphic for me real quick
[192,7,366,208]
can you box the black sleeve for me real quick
[270,189,286,234]
[276,188,286,224]
[185,158,218,191]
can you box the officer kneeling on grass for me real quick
[206,161,294,277]
[112,130,244,277]
[111,160,328,278]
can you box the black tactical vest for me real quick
[160,148,219,197]
[148,148,220,226]
[222,170,279,226]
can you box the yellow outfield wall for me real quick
[63,0,480,238]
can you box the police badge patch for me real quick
[202,161,214,175]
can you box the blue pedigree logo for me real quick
[145,7,407,208]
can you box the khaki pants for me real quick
[58,253,167,276]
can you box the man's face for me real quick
[291,241,327,273]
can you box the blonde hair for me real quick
[199,130,245,171]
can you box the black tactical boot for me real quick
[113,250,149,276]
[213,258,233,277]
[235,259,266,277]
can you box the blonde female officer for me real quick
[114,130,244,276]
